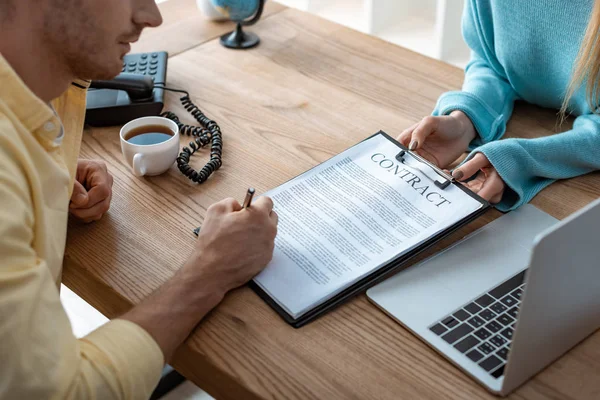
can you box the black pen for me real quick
[193,187,256,237]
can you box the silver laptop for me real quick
[367,199,600,396]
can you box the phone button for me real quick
[141,54,148,59]
[151,53,158,58]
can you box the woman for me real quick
[398,0,600,211]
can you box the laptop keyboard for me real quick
[428,270,527,379]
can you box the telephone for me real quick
[85,52,168,126]
[85,51,223,184]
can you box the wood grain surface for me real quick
[64,1,600,399]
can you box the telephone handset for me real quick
[91,74,155,101]
[85,52,222,184]
[85,52,168,126]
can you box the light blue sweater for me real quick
[433,0,600,211]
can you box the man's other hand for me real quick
[184,197,279,297]
[70,160,114,223]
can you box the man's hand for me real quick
[69,160,114,223]
[452,153,506,204]
[121,196,278,362]
[184,196,279,296]
[397,111,477,168]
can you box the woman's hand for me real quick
[397,111,477,168]
[69,160,114,223]
[452,153,506,204]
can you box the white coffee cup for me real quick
[120,116,180,177]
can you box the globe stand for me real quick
[220,23,260,49]
[217,0,265,50]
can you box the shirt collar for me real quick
[0,54,90,147]
[72,78,91,89]
[0,53,55,133]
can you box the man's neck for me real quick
[0,21,73,103]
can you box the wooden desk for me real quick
[64,1,600,399]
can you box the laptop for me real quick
[367,199,600,396]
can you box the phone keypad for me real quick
[121,51,168,84]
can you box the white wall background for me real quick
[276,0,470,68]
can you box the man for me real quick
[0,0,278,398]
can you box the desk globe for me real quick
[210,0,266,49]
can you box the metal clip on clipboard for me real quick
[395,149,454,190]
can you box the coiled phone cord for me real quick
[155,84,223,184]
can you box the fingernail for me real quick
[452,169,464,180]
[72,194,88,206]
[409,140,418,151]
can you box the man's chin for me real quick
[85,62,124,81]
[120,42,132,55]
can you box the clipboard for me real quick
[249,131,490,328]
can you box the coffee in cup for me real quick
[124,124,175,145]
[120,116,180,177]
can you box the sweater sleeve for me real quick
[433,0,519,145]
[466,114,600,211]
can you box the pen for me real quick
[242,187,255,209]
[193,187,256,237]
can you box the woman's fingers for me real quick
[452,153,490,181]
[462,178,484,194]
[477,168,505,202]
[410,116,438,150]
[397,122,419,146]
[454,153,506,203]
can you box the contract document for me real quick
[252,132,488,326]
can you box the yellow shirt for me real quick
[0,54,164,399]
